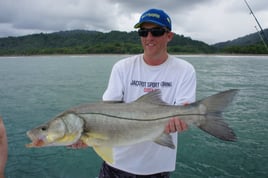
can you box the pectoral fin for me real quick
[80,132,109,146]
[154,133,175,149]
[93,146,114,164]
[87,133,109,140]
[53,133,80,144]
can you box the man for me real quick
[99,8,196,177]
[0,116,7,178]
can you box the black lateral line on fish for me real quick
[79,112,204,121]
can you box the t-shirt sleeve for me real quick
[102,63,124,101]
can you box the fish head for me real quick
[26,112,84,147]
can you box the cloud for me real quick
[0,0,267,44]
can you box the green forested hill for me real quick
[213,29,268,54]
[0,30,214,55]
[1,29,268,55]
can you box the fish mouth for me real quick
[26,131,46,148]
[26,139,45,148]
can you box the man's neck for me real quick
[143,53,168,66]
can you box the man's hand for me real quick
[67,140,88,149]
[0,116,8,178]
[165,117,188,133]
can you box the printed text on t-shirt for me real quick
[130,80,172,92]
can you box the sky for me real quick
[0,0,267,44]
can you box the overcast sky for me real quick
[0,0,267,44]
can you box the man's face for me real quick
[140,22,173,59]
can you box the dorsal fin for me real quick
[135,90,167,105]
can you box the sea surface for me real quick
[0,55,267,178]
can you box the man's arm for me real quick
[0,116,7,178]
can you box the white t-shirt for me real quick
[102,54,196,175]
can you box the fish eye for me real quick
[41,126,47,131]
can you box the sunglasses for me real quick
[138,28,169,37]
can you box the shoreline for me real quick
[0,53,268,58]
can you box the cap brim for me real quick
[134,20,167,29]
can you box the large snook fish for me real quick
[26,89,238,164]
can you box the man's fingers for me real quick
[169,117,176,132]
[165,117,188,133]
[67,140,88,149]
[175,118,188,132]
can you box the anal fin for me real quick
[154,133,175,149]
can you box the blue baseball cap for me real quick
[134,9,172,30]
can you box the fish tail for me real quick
[196,89,239,141]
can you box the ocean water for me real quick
[0,55,267,178]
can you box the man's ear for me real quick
[167,32,174,42]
